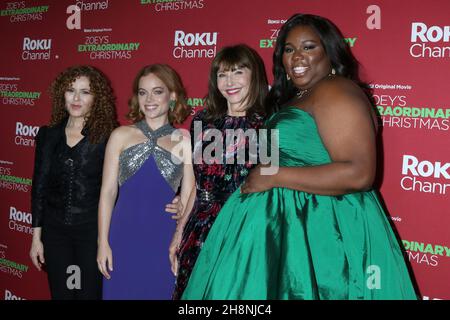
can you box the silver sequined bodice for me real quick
[118,120,183,192]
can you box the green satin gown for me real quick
[182,106,418,300]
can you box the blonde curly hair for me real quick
[127,64,190,124]
[49,65,119,143]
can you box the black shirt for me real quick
[31,118,107,227]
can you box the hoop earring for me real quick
[286,74,291,81]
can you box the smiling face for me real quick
[138,73,175,122]
[216,64,252,116]
[282,25,332,91]
[64,76,94,119]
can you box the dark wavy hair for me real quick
[127,64,190,125]
[49,65,119,143]
[266,13,370,115]
[204,44,268,123]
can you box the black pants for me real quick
[42,220,102,300]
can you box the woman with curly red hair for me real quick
[29,65,119,300]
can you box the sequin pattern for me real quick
[118,120,183,192]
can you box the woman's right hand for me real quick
[165,195,184,222]
[29,237,45,271]
[97,242,113,280]
[169,230,183,277]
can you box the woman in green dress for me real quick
[182,13,418,300]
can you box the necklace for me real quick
[296,73,335,99]
[296,89,308,99]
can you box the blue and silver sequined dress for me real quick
[102,120,183,300]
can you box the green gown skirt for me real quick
[182,107,418,300]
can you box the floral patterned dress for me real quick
[173,109,264,299]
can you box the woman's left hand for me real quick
[240,164,277,194]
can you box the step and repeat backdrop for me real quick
[0,0,449,300]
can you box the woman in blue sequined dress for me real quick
[97,64,194,299]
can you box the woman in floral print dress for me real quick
[171,44,268,299]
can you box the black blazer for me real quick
[31,119,107,227]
